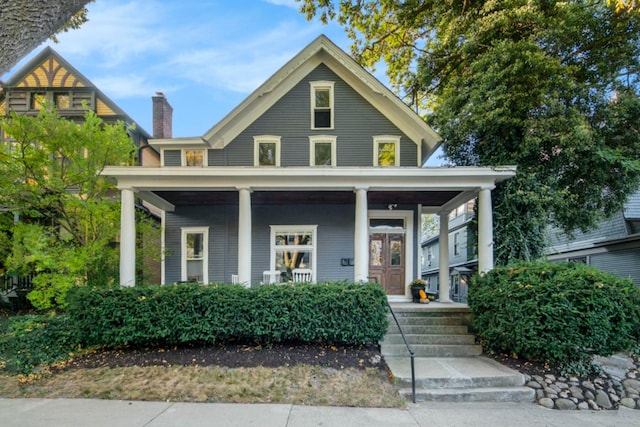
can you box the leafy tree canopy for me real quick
[300,0,640,263]
[0,108,136,308]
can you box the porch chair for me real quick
[292,268,312,283]
[231,274,239,285]
[262,270,281,284]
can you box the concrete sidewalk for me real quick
[1,398,637,427]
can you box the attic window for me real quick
[254,136,281,167]
[182,149,206,167]
[30,92,46,110]
[310,81,334,130]
[54,92,71,109]
[373,136,400,166]
[309,135,336,166]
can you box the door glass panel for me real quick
[390,240,402,266]
[370,240,382,266]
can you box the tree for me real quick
[0,0,91,75]
[300,0,640,264]
[608,0,639,13]
[0,108,137,309]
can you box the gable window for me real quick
[181,227,209,283]
[54,92,71,109]
[270,225,317,282]
[310,81,334,129]
[254,136,281,167]
[183,149,206,167]
[30,92,46,110]
[309,135,336,166]
[373,136,400,166]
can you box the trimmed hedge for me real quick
[66,282,388,348]
[469,261,640,373]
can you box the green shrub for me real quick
[0,314,81,374]
[66,281,388,348]
[469,261,640,373]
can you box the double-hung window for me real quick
[270,225,317,282]
[254,136,281,166]
[309,135,336,166]
[310,81,334,130]
[181,227,208,283]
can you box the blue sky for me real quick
[2,0,356,137]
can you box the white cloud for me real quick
[91,74,175,99]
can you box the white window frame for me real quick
[309,135,337,167]
[181,226,209,283]
[373,135,400,166]
[310,81,335,130]
[270,225,318,282]
[181,149,207,167]
[254,135,281,167]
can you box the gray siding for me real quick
[547,213,628,251]
[624,190,640,219]
[220,64,417,167]
[590,249,640,285]
[164,150,181,167]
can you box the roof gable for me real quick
[202,35,441,160]
[3,47,150,139]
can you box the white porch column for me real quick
[478,186,495,274]
[354,187,369,282]
[120,188,136,287]
[237,187,252,287]
[438,212,452,302]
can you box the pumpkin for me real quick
[418,289,427,300]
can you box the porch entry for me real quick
[368,216,406,295]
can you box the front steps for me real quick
[381,303,535,403]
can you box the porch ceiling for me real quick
[152,190,462,207]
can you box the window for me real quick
[270,225,317,282]
[30,92,46,110]
[453,232,460,256]
[309,136,336,166]
[373,136,400,166]
[182,149,206,167]
[310,81,334,129]
[181,227,208,283]
[254,136,281,167]
[54,92,71,109]
[427,247,433,266]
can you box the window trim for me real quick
[270,225,318,282]
[310,81,335,130]
[181,226,209,283]
[309,135,337,167]
[181,149,207,167]
[373,135,401,167]
[254,135,281,167]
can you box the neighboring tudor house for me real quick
[104,35,515,300]
[0,47,165,284]
[0,46,161,167]
[421,200,477,302]
[545,190,640,285]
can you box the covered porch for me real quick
[104,165,516,300]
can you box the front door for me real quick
[369,233,405,295]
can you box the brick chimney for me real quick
[152,92,173,138]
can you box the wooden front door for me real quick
[369,233,405,295]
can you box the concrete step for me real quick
[386,325,470,335]
[391,316,464,326]
[382,344,482,357]
[385,356,535,403]
[400,386,536,403]
[381,333,476,346]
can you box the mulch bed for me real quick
[64,342,386,371]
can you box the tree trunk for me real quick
[0,0,90,75]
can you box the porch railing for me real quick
[385,299,416,404]
[1,272,36,294]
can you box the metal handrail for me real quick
[385,300,416,403]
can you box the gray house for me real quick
[545,190,640,285]
[421,200,477,302]
[104,35,515,301]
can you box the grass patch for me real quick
[0,365,404,407]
